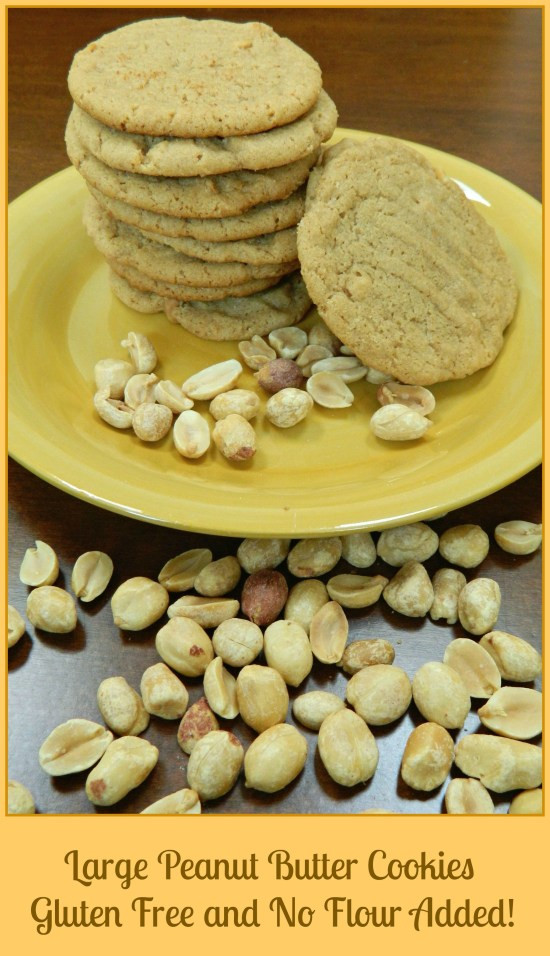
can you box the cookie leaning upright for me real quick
[297,137,518,386]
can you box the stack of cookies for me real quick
[65,17,337,340]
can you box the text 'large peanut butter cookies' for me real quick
[68,18,322,137]
[298,137,518,385]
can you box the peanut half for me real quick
[173,409,211,459]
[268,326,308,359]
[19,540,59,587]
[140,663,189,720]
[318,709,378,787]
[237,537,290,574]
[182,359,242,400]
[194,555,241,597]
[494,520,542,555]
[477,687,542,740]
[263,619,313,687]
[155,617,214,677]
[238,335,276,370]
[401,723,454,791]
[124,372,158,408]
[346,664,412,726]
[177,697,219,755]
[340,639,395,675]
[412,661,470,729]
[292,691,345,731]
[111,577,169,631]
[326,573,388,609]
[186,731,244,801]
[167,595,239,628]
[430,568,467,625]
[158,548,213,592]
[236,665,289,733]
[457,578,501,636]
[508,789,543,815]
[444,778,495,815]
[244,724,308,793]
[296,344,332,376]
[284,578,329,634]
[306,371,354,408]
[287,537,343,577]
[141,789,201,815]
[340,531,376,569]
[8,605,26,648]
[309,601,348,665]
[154,379,193,413]
[479,631,542,683]
[71,551,114,602]
[39,719,113,776]
[94,358,134,398]
[27,586,77,634]
[7,781,36,815]
[454,735,542,793]
[308,319,340,354]
[377,523,439,567]
[93,389,134,428]
[203,657,239,719]
[383,561,434,617]
[309,355,366,383]
[377,382,435,416]
[121,331,157,373]
[443,638,501,699]
[86,736,159,806]
[438,524,490,568]
[212,618,264,668]
[97,676,150,736]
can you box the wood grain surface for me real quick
[7,7,542,816]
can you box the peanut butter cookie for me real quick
[298,137,518,385]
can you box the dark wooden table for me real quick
[7,7,542,815]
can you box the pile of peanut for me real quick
[91,321,437,464]
[8,519,542,815]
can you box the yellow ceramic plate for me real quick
[8,130,541,538]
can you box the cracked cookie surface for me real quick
[68,17,322,137]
